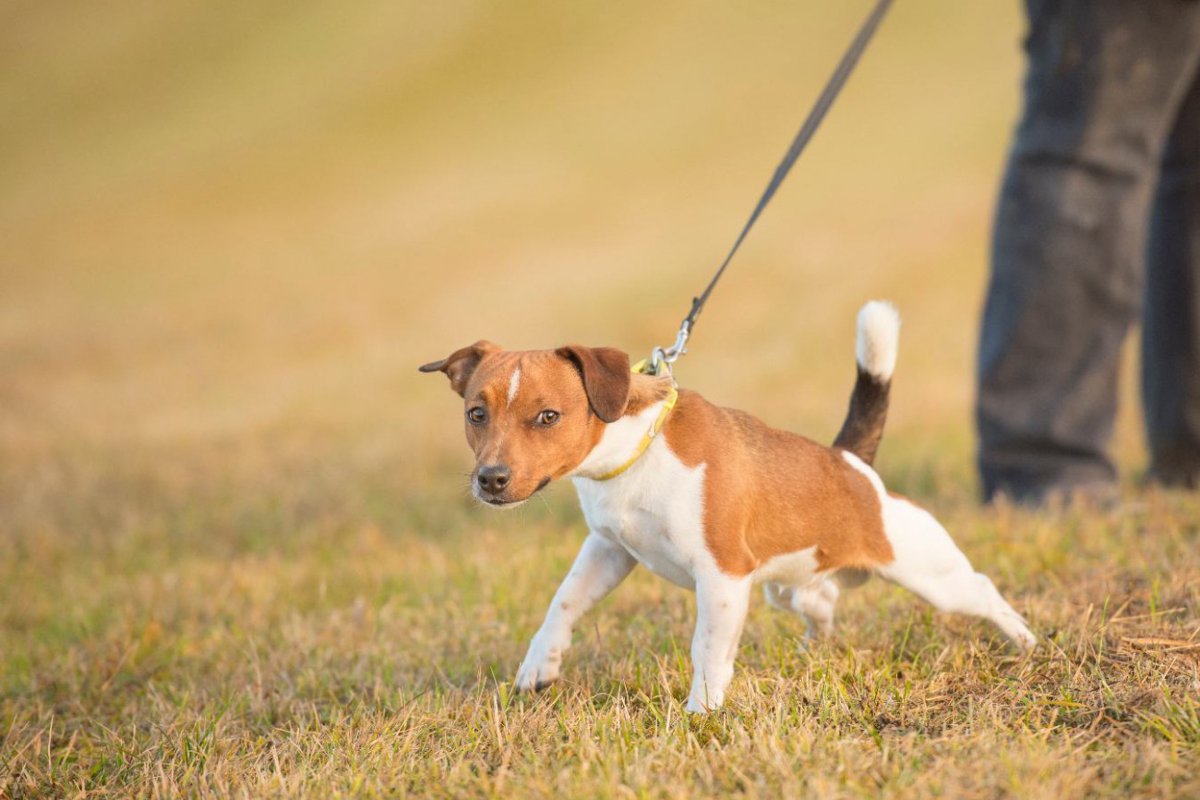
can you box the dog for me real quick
[419,302,1035,712]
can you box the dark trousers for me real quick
[977,0,1200,503]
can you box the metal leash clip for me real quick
[648,319,691,377]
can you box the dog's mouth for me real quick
[482,495,522,507]
[474,476,552,508]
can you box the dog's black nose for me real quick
[477,465,511,494]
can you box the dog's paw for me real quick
[514,634,565,692]
[514,661,559,692]
[685,694,722,714]
[1009,623,1037,654]
[997,609,1037,653]
[514,661,559,693]
[685,682,727,713]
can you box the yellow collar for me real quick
[591,362,679,482]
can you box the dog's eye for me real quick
[536,409,561,427]
[467,407,488,426]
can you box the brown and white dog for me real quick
[420,302,1035,712]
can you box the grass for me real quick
[4,468,1200,797]
[3,1,1199,797]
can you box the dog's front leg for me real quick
[686,572,752,713]
[515,532,636,692]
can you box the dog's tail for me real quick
[833,301,900,466]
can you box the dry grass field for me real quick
[2,1,1199,797]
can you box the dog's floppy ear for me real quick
[419,340,501,397]
[556,345,631,423]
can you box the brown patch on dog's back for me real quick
[663,391,895,577]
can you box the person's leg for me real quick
[1144,69,1200,488]
[977,0,1200,504]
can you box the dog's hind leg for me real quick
[764,579,839,638]
[874,497,1036,651]
[796,578,840,637]
[515,532,637,692]
[763,582,793,611]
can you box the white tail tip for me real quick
[856,301,900,380]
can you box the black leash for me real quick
[651,0,894,371]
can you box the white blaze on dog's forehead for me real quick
[507,366,521,403]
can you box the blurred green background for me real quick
[5,1,1147,515]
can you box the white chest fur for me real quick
[572,433,709,590]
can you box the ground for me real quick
[2,2,1199,798]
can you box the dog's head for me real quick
[419,341,634,506]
